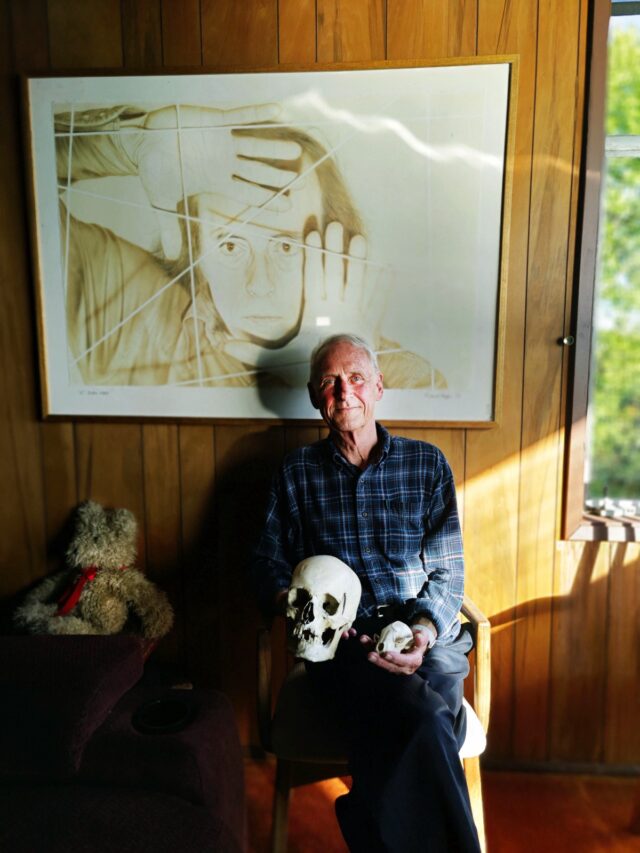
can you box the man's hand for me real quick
[359,627,431,675]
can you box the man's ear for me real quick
[307,382,320,409]
[376,372,384,400]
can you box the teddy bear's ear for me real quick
[75,500,106,531]
[110,508,137,541]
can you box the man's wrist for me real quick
[411,618,437,649]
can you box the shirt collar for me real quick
[325,422,391,469]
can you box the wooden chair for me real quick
[257,596,491,852]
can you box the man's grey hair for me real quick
[309,334,379,383]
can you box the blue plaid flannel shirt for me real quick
[251,424,465,645]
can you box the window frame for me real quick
[563,0,640,541]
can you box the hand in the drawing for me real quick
[126,104,302,257]
[302,221,388,344]
[222,221,390,384]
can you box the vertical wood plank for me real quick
[0,0,47,599]
[161,0,201,66]
[121,0,162,67]
[214,424,285,742]
[75,423,147,567]
[10,0,50,70]
[387,0,477,59]
[278,0,316,63]
[201,0,278,67]
[284,425,322,453]
[143,425,182,579]
[317,0,385,62]
[604,544,640,763]
[549,541,609,760]
[142,423,183,664]
[465,0,540,760]
[512,0,582,762]
[179,424,217,683]
[47,0,123,67]
[41,423,78,567]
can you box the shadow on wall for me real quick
[0,509,79,633]
[183,426,287,696]
[485,542,638,763]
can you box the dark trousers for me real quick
[306,623,480,853]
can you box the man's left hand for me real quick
[359,628,430,675]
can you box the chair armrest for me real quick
[257,627,273,752]
[461,595,491,733]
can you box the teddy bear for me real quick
[14,500,174,639]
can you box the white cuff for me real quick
[411,623,437,649]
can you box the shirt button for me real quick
[364,547,371,553]
[362,511,368,518]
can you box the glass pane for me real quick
[606,15,640,136]
[585,15,640,508]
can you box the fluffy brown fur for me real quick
[14,501,174,639]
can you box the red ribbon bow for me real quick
[55,566,99,616]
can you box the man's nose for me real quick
[246,252,274,296]
[335,378,349,399]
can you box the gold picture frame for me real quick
[25,58,516,424]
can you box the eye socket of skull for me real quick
[288,587,311,610]
[322,594,340,616]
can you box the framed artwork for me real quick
[25,59,514,422]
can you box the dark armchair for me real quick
[0,636,246,852]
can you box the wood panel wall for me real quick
[1,0,638,769]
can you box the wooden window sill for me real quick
[569,514,640,542]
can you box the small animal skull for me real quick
[375,620,415,654]
[286,555,361,662]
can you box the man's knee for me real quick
[381,677,455,743]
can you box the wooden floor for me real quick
[245,759,640,852]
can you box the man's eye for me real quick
[350,374,364,383]
[319,378,334,389]
[271,238,301,257]
[217,237,250,262]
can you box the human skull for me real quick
[286,555,361,662]
[375,620,415,654]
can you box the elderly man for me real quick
[252,333,480,852]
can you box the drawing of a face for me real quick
[197,169,323,346]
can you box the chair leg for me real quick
[271,759,293,853]
[464,756,486,853]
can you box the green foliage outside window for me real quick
[587,23,640,501]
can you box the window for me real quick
[564,0,640,539]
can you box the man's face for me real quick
[309,341,383,433]
[196,170,323,346]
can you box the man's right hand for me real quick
[358,628,431,676]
